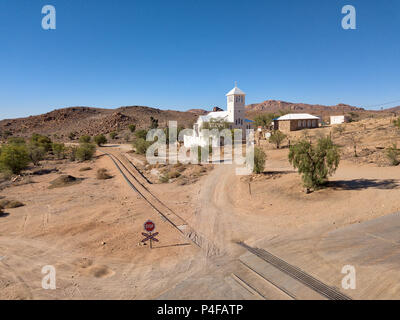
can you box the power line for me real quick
[363,99,400,109]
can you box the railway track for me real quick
[100,149,221,255]
[237,242,352,300]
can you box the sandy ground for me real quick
[1,127,400,299]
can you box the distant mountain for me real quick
[0,106,198,139]
[186,109,208,115]
[246,100,364,116]
[383,105,400,113]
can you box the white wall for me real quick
[330,115,346,125]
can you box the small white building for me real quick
[184,84,254,147]
[273,113,320,132]
[330,115,349,125]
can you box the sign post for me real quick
[141,220,158,249]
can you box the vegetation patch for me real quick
[49,175,82,189]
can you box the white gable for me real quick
[226,86,245,96]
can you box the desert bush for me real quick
[253,147,266,174]
[0,144,31,174]
[347,112,360,122]
[27,143,46,165]
[76,143,96,161]
[31,134,52,152]
[289,136,340,190]
[269,130,287,149]
[67,146,78,161]
[132,138,152,154]
[159,174,169,183]
[128,124,136,133]
[134,129,148,140]
[94,134,108,146]
[346,133,362,157]
[168,170,181,179]
[79,135,91,143]
[386,143,400,166]
[52,143,65,159]
[96,168,112,180]
[109,131,118,139]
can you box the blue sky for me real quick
[0,0,399,120]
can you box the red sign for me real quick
[144,220,155,232]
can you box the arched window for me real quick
[298,120,302,127]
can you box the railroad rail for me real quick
[100,149,220,255]
[237,242,352,300]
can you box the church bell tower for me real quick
[226,82,246,128]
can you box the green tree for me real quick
[0,144,31,174]
[254,113,277,128]
[128,124,136,133]
[132,138,152,154]
[289,136,340,190]
[79,135,91,143]
[31,133,52,152]
[27,143,46,165]
[94,134,108,146]
[134,129,148,140]
[269,130,287,149]
[76,143,96,161]
[253,147,266,174]
[52,143,66,159]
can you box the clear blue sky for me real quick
[0,0,399,120]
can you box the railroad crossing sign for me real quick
[141,232,159,243]
[141,220,158,249]
[144,220,155,232]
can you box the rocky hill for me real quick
[246,100,364,115]
[0,106,199,139]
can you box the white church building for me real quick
[184,83,254,147]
